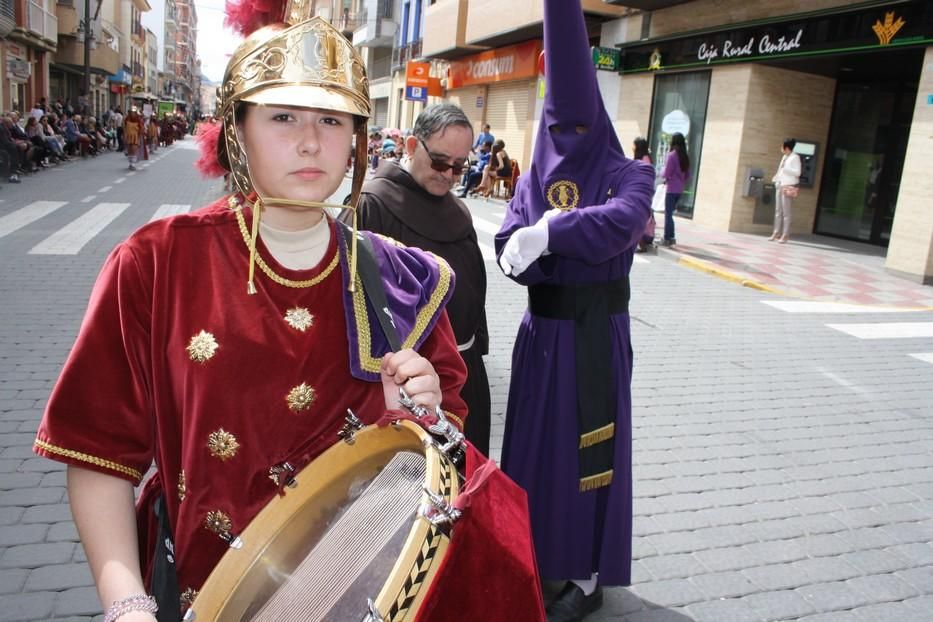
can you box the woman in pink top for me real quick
[661,132,690,246]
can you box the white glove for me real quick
[499,219,549,277]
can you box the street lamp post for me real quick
[82,0,90,108]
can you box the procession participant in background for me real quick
[34,5,470,620]
[495,0,654,619]
[351,102,492,455]
[123,107,143,170]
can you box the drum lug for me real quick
[182,609,196,621]
[338,409,365,444]
[219,532,243,550]
[398,389,466,466]
[419,484,462,530]
[361,599,384,622]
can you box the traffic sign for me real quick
[405,86,427,102]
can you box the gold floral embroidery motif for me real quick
[284,307,314,332]
[204,510,233,537]
[177,470,186,502]
[186,330,219,363]
[286,383,316,412]
[207,429,240,461]
[180,587,199,608]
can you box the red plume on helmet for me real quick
[194,121,226,178]
[224,0,286,36]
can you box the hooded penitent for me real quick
[495,0,654,586]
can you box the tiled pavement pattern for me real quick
[656,216,933,309]
[0,152,931,621]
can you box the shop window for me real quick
[647,71,710,216]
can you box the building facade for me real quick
[422,0,630,171]
[172,0,196,111]
[606,0,933,282]
[4,0,57,113]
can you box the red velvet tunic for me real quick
[34,195,467,608]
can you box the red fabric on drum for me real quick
[416,444,546,621]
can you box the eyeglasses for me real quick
[419,138,467,176]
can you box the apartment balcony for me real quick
[351,0,396,48]
[55,0,77,36]
[28,0,58,44]
[0,0,15,38]
[463,0,631,49]
[55,34,120,74]
[390,43,409,72]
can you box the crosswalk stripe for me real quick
[0,201,67,239]
[149,204,192,222]
[29,202,131,255]
[634,255,649,264]
[909,353,933,364]
[97,185,112,193]
[763,301,914,314]
[472,214,502,236]
[81,195,96,203]
[827,322,933,339]
[479,242,495,261]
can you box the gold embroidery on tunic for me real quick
[33,438,143,481]
[180,587,199,608]
[186,330,219,363]
[204,510,233,536]
[207,429,240,461]
[286,383,316,412]
[177,470,186,501]
[284,307,315,331]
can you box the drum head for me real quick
[189,421,458,622]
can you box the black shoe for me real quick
[546,583,603,622]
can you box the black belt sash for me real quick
[528,278,629,492]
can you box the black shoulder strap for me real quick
[340,224,402,352]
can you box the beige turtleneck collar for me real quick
[259,216,331,271]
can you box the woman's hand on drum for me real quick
[381,349,442,412]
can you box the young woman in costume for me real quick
[33,4,467,620]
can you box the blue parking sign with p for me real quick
[405,86,427,102]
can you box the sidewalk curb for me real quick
[674,254,787,296]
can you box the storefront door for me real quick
[647,71,710,216]
[815,76,918,245]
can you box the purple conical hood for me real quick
[522,0,626,218]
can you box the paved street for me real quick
[1,145,932,621]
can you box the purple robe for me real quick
[494,0,653,585]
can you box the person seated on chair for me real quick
[459,139,492,198]
[477,139,511,198]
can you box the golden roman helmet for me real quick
[218,0,372,294]
[219,9,371,199]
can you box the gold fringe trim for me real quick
[579,423,615,449]
[579,469,613,492]
[34,438,143,481]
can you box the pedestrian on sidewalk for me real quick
[633,137,656,252]
[351,102,492,455]
[496,0,654,619]
[770,137,801,244]
[660,132,689,246]
[32,13,472,622]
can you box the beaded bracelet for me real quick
[103,594,159,622]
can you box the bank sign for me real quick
[618,0,933,74]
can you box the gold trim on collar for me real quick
[230,197,340,290]
[34,439,143,481]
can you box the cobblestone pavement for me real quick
[0,151,932,621]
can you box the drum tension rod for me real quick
[420,484,463,530]
[398,388,466,465]
[361,599,385,622]
[338,408,365,444]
